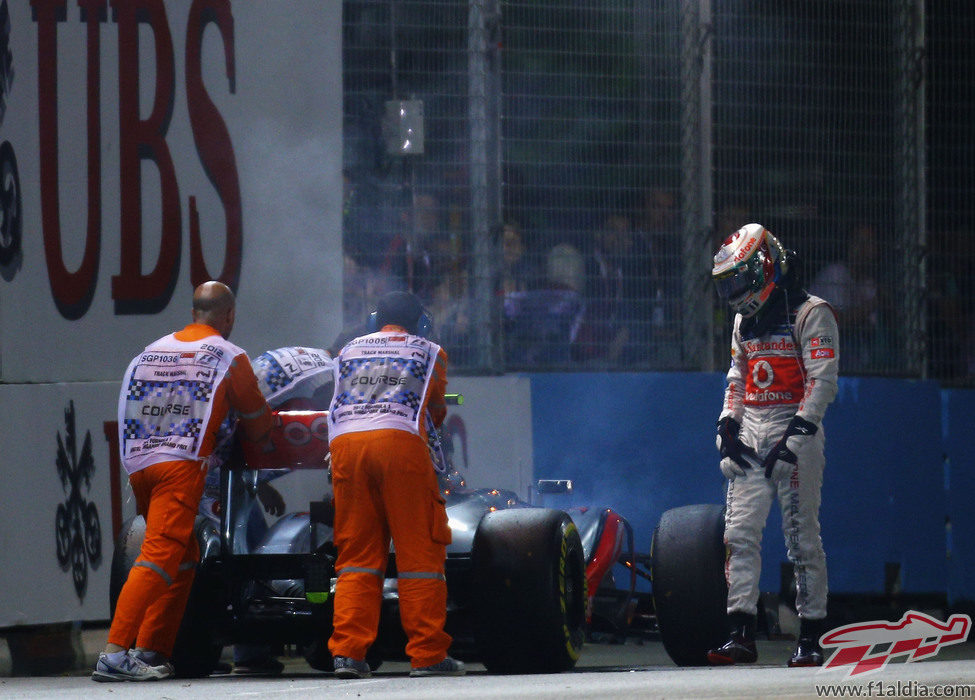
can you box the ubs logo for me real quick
[55,400,102,600]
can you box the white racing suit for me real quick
[719,294,839,621]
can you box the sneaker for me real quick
[234,656,285,676]
[129,649,175,679]
[707,612,758,666]
[91,650,171,682]
[410,656,466,677]
[211,661,233,675]
[332,655,371,679]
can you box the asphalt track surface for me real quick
[2,638,974,699]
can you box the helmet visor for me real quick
[712,251,767,301]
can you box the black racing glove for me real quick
[761,415,819,479]
[716,417,758,478]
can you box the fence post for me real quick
[680,0,715,372]
[895,0,927,377]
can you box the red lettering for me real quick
[34,0,105,319]
[102,420,122,540]
[111,0,181,314]
[186,0,241,291]
[33,2,239,318]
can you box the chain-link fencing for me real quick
[341,0,975,385]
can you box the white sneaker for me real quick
[91,650,171,682]
[129,649,175,679]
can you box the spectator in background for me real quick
[407,189,448,304]
[497,221,535,298]
[502,240,585,365]
[372,187,445,306]
[496,221,538,363]
[428,229,473,366]
[809,223,885,373]
[573,214,650,364]
[636,188,683,366]
[545,241,586,297]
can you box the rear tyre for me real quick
[651,503,728,666]
[109,516,146,615]
[108,515,224,677]
[170,517,222,677]
[472,508,587,674]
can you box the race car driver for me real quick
[94,281,274,682]
[707,224,839,668]
[326,291,465,679]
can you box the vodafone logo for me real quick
[752,360,774,389]
[282,414,329,446]
[734,236,757,262]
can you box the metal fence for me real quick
[341,0,975,385]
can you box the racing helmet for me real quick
[367,290,433,337]
[711,223,788,318]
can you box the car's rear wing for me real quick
[240,410,330,470]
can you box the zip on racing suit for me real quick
[720,290,839,623]
[326,321,452,670]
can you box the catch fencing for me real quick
[341,0,975,385]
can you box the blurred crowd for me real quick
[340,169,975,383]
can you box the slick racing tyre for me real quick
[108,515,146,616]
[651,503,728,666]
[472,508,587,674]
[109,515,223,678]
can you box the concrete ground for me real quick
[0,628,973,700]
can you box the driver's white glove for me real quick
[720,457,747,480]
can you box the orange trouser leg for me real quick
[328,430,453,666]
[380,437,452,668]
[328,430,452,667]
[328,434,390,661]
[136,538,199,655]
[108,460,206,654]
[396,578,450,667]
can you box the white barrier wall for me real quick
[441,375,534,497]
[0,1,535,628]
[0,382,120,626]
[0,1,345,626]
[0,1,344,382]
[0,373,533,627]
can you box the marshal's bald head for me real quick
[192,281,237,339]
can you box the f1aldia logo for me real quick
[55,400,103,600]
[820,610,971,678]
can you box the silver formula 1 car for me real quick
[108,402,696,677]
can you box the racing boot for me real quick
[788,617,827,667]
[707,612,758,665]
